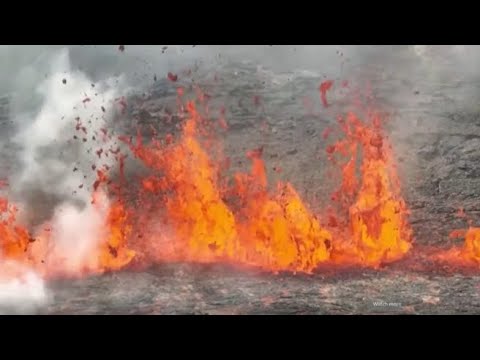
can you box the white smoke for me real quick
[13,48,125,203]
[0,260,49,314]
[5,47,130,277]
[46,189,111,274]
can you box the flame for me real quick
[328,112,412,267]
[1,87,416,278]
[233,150,331,272]
[0,198,31,261]
[436,228,480,266]
[124,102,239,263]
[0,175,135,279]
[125,101,331,272]
[2,97,413,276]
[238,181,331,272]
[94,192,136,272]
[461,228,480,263]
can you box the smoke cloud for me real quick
[0,260,49,314]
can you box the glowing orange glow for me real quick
[231,148,331,272]
[436,228,480,266]
[1,89,417,278]
[124,102,239,263]
[0,197,31,261]
[96,199,136,272]
[328,112,412,267]
[462,228,480,262]
[1,175,135,278]
[124,101,331,272]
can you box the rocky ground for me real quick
[26,261,475,314]
[3,47,480,314]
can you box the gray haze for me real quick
[3,45,480,107]
[2,44,480,220]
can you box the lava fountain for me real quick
[327,111,412,267]
[122,100,332,273]
[1,84,416,279]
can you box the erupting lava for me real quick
[124,101,331,273]
[122,96,412,272]
[460,228,480,263]
[327,112,412,267]
[0,81,424,279]
[0,196,31,261]
[233,150,331,272]
[124,102,240,264]
[435,227,480,266]
[91,184,136,273]
[0,177,135,278]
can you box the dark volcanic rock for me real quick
[36,264,480,315]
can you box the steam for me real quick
[0,261,49,314]
[0,48,135,283]
[48,191,110,274]
[12,48,123,204]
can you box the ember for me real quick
[319,80,334,107]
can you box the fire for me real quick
[328,112,412,267]
[1,91,414,277]
[435,228,480,266]
[233,150,331,272]
[0,175,135,278]
[433,203,480,267]
[124,102,239,263]
[238,182,331,272]
[461,228,480,263]
[124,101,331,272]
[93,193,136,273]
[1,82,416,279]
[0,197,31,261]
[122,97,410,272]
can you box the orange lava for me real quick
[461,228,480,262]
[0,175,135,279]
[93,193,136,273]
[124,101,331,273]
[122,102,239,263]
[233,150,331,272]
[435,228,480,266]
[1,90,416,278]
[122,99,411,272]
[328,112,412,267]
[0,197,31,261]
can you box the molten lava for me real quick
[123,101,239,263]
[233,150,331,272]
[0,175,135,278]
[94,194,136,272]
[124,101,331,272]
[0,197,31,261]
[1,84,417,279]
[328,112,412,267]
[460,228,480,263]
[436,227,480,267]
[121,97,411,272]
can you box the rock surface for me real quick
[39,263,480,315]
